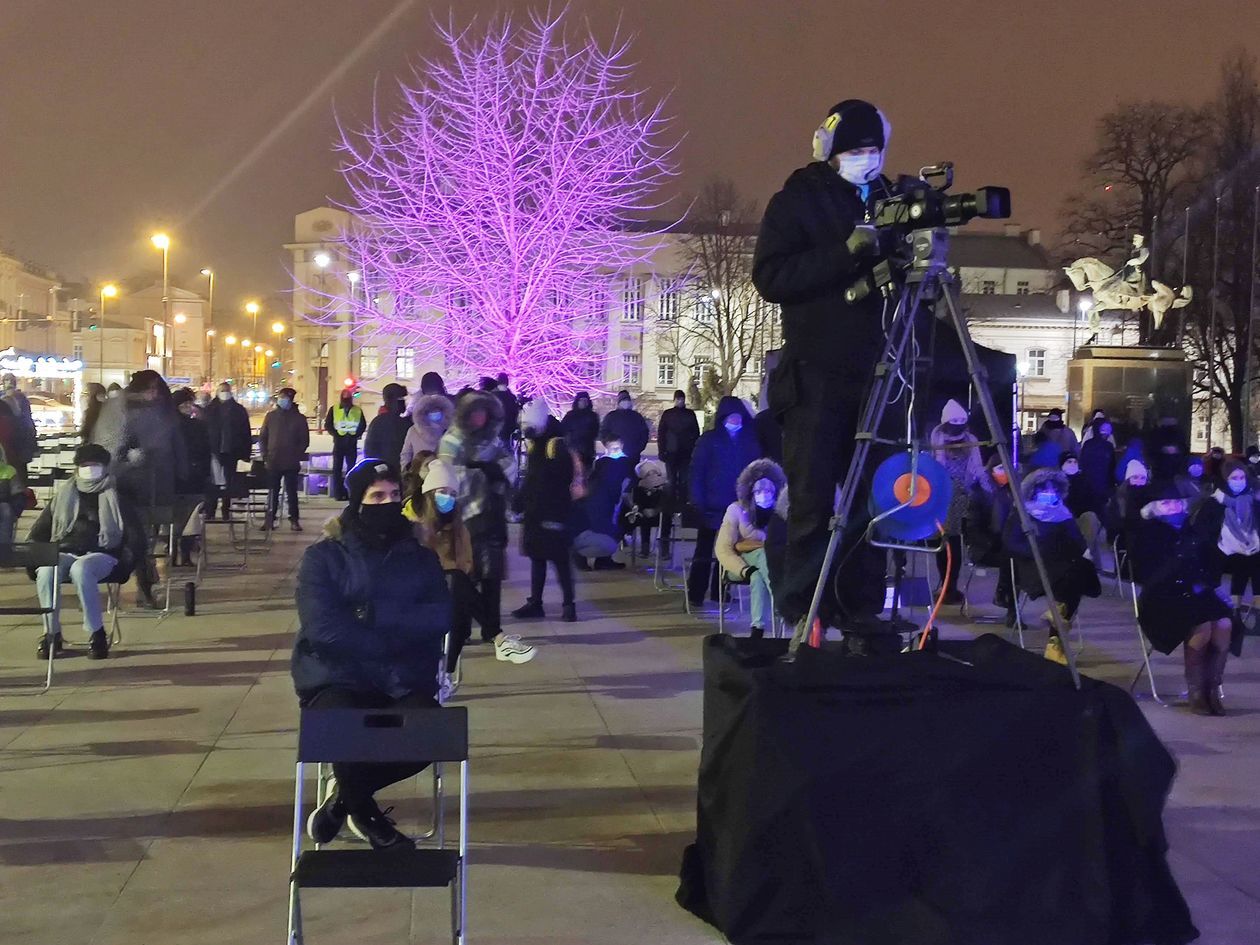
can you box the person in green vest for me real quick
[324,387,366,501]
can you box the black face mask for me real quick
[358,502,406,540]
[941,421,966,436]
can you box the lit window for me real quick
[982,281,997,295]
[695,292,716,320]
[1027,347,1046,377]
[1016,280,1030,295]
[360,345,379,376]
[396,347,415,380]
[657,354,676,386]
[749,356,764,377]
[659,279,680,321]
[622,276,645,321]
[621,353,641,385]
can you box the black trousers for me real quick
[302,687,434,816]
[530,555,575,606]
[206,453,238,519]
[447,571,479,672]
[774,361,886,626]
[268,469,300,523]
[330,439,359,500]
[687,526,721,605]
[475,576,501,641]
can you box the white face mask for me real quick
[78,464,105,482]
[753,490,776,510]
[837,150,884,186]
[218,391,232,402]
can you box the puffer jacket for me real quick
[400,393,455,469]
[438,392,514,580]
[515,416,574,560]
[89,393,188,506]
[689,397,760,529]
[291,511,452,701]
[1003,467,1091,598]
[715,458,788,575]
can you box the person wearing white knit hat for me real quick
[931,399,983,606]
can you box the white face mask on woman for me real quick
[78,464,105,483]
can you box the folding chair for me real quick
[957,538,1008,625]
[204,474,253,569]
[717,567,781,637]
[0,542,63,691]
[654,513,692,592]
[1010,557,1087,655]
[288,706,469,945]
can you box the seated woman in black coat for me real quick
[1002,467,1101,665]
[1127,482,1233,716]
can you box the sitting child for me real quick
[620,458,670,558]
[714,459,788,639]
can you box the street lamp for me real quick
[200,268,214,382]
[313,252,331,269]
[98,283,118,383]
[225,335,237,381]
[174,312,187,324]
[206,329,217,381]
[151,232,171,374]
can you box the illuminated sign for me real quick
[0,347,84,378]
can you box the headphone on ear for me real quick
[811,111,842,163]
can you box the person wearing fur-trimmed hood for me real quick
[715,458,789,639]
[931,399,986,606]
[400,391,455,469]
[1002,467,1101,665]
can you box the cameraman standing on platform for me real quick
[752,99,900,653]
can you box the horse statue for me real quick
[1064,235,1191,330]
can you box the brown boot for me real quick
[1183,644,1211,715]
[1205,642,1229,717]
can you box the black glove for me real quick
[845,224,878,257]
[740,564,757,581]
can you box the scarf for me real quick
[50,476,124,549]
[1025,500,1073,524]
[1219,490,1259,552]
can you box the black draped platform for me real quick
[677,634,1197,945]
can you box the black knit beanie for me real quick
[345,458,401,509]
[826,99,886,157]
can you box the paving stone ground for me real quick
[0,500,1257,944]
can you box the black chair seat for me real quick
[292,848,459,889]
[0,606,55,616]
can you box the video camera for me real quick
[845,163,1011,302]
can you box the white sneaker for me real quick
[494,633,537,664]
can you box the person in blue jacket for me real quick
[688,396,760,607]
[292,458,453,851]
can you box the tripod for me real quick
[789,227,1082,690]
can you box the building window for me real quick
[396,347,415,380]
[72,344,84,363]
[71,310,82,332]
[622,276,645,321]
[693,358,713,382]
[981,280,997,295]
[1027,347,1046,378]
[659,279,680,321]
[1016,280,1030,295]
[360,345,379,376]
[695,292,716,320]
[657,354,676,386]
[621,353,641,385]
[749,355,764,377]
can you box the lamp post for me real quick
[241,338,252,386]
[224,335,237,382]
[99,284,118,383]
[151,233,171,374]
[271,320,285,385]
[206,330,217,382]
[200,268,214,382]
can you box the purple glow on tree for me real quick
[312,9,676,399]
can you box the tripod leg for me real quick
[936,284,1081,689]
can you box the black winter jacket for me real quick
[204,397,253,463]
[515,418,573,560]
[753,162,894,377]
[561,398,601,467]
[657,406,700,464]
[364,409,411,469]
[689,397,760,529]
[599,407,650,461]
[176,414,213,494]
[291,511,452,701]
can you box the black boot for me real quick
[561,603,577,622]
[511,599,545,620]
[88,629,110,660]
[573,553,592,572]
[1184,644,1211,715]
[1205,642,1229,716]
[36,633,64,660]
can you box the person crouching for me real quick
[293,459,453,849]
[715,459,788,639]
[27,444,145,660]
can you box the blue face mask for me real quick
[606,449,624,460]
[725,421,742,436]
[1035,491,1061,507]
[434,493,457,514]
[278,397,292,409]
[427,411,444,423]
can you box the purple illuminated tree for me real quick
[316,9,676,400]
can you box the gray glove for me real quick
[845,224,878,257]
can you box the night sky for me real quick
[2,0,1258,334]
